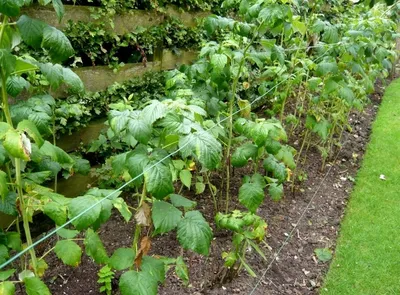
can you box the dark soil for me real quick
[13,79,389,295]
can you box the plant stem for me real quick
[204,172,218,212]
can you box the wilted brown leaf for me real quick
[135,202,151,226]
[134,236,152,268]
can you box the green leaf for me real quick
[38,63,63,89]
[68,195,101,230]
[54,240,82,267]
[269,183,283,201]
[52,0,64,22]
[179,170,192,189]
[0,192,17,215]
[179,131,221,170]
[0,171,8,201]
[127,117,152,145]
[263,156,287,183]
[141,100,167,124]
[175,256,189,285]
[41,26,74,63]
[56,228,79,239]
[44,201,66,226]
[0,49,16,77]
[0,0,23,17]
[195,182,205,194]
[0,244,9,264]
[210,53,227,72]
[306,116,331,141]
[16,15,47,49]
[39,141,73,166]
[316,61,338,76]
[239,182,264,213]
[6,76,29,97]
[3,129,30,161]
[177,210,212,255]
[231,143,258,167]
[23,277,51,295]
[112,198,132,222]
[62,68,84,94]
[152,200,182,235]
[314,248,332,262]
[170,194,196,210]
[84,229,109,264]
[0,269,15,281]
[292,19,306,35]
[0,281,15,295]
[13,59,37,75]
[275,145,296,169]
[119,257,165,295]
[17,120,44,147]
[144,163,173,200]
[109,248,135,271]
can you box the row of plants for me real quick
[0,1,398,295]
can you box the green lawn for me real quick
[321,78,400,295]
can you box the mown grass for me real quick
[321,78,400,295]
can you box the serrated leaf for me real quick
[44,201,66,226]
[54,240,82,267]
[0,245,8,264]
[62,68,84,94]
[17,120,44,147]
[6,76,29,97]
[0,171,7,201]
[177,210,212,255]
[179,170,192,189]
[152,201,182,235]
[84,229,109,264]
[127,117,152,145]
[112,198,132,222]
[179,131,221,170]
[170,194,196,210]
[314,248,332,262]
[38,63,63,89]
[6,232,21,251]
[23,277,50,295]
[3,129,29,161]
[316,61,338,76]
[239,182,264,213]
[0,269,15,281]
[0,281,15,295]
[16,15,47,49]
[231,143,258,167]
[0,0,23,17]
[119,256,165,295]
[175,256,189,285]
[211,54,227,72]
[41,26,74,63]
[68,195,101,230]
[269,183,283,201]
[292,19,306,35]
[275,145,296,169]
[109,248,135,271]
[142,100,167,124]
[0,49,16,77]
[56,228,79,239]
[13,59,37,75]
[144,163,173,200]
[0,192,17,215]
[263,156,287,183]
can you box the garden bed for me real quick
[11,80,388,295]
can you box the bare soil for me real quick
[12,79,388,295]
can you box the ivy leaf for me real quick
[109,248,135,271]
[62,68,84,94]
[16,15,47,49]
[17,120,44,147]
[0,0,23,17]
[170,194,196,210]
[175,256,189,286]
[177,210,212,255]
[24,277,51,295]
[6,76,30,97]
[211,53,227,72]
[41,26,74,63]
[268,183,283,201]
[231,143,258,167]
[3,129,30,161]
[0,49,16,77]
[54,240,82,267]
[179,131,222,170]
[238,182,264,213]
[0,281,15,295]
[144,163,174,200]
[119,256,165,295]
[0,171,8,201]
[152,200,182,235]
[68,195,101,230]
[84,229,109,264]
[52,0,64,22]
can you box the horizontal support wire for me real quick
[0,41,342,271]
